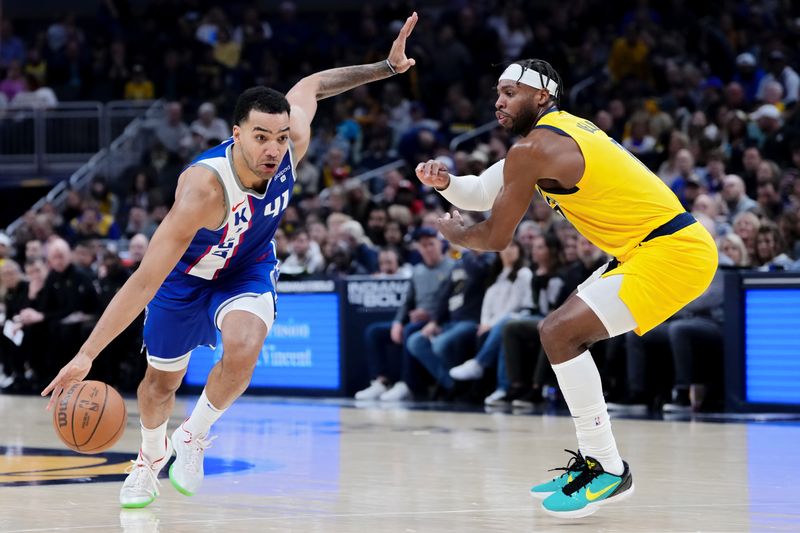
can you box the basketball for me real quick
[52,380,127,454]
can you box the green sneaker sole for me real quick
[169,463,195,497]
[120,496,155,509]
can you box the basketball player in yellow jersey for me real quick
[416,59,717,518]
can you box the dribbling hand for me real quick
[42,352,93,411]
[415,159,451,190]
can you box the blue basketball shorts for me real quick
[143,262,278,371]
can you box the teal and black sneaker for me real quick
[530,449,587,499]
[541,456,634,518]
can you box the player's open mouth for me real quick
[496,112,510,125]
[261,163,278,171]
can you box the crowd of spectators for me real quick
[1,0,800,413]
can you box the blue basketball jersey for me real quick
[175,138,295,280]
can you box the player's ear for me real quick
[232,124,241,142]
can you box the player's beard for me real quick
[509,106,538,136]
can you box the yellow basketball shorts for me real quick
[603,222,718,335]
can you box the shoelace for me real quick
[124,460,162,496]
[548,449,587,477]
[184,434,217,473]
[561,456,605,497]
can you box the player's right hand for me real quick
[415,160,451,190]
[42,352,93,411]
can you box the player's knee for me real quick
[223,333,264,363]
[140,369,182,399]
[539,314,572,355]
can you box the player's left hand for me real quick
[436,210,466,244]
[387,12,418,74]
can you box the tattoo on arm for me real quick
[315,61,394,100]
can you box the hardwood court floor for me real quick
[1,393,799,532]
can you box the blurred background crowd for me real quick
[1,0,799,414]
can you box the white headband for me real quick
[498,64,559,97]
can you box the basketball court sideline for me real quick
[1,394,799,532]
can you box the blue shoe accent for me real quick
[541,457,634,518]
[530,449,586,499]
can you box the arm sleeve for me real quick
[437,159,505,212]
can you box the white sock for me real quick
[552,350,624,476]
[182,389,225,439]
[140,420,168,463]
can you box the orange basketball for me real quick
[52,380,127,454]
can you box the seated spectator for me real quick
[126,171,164,213]
[449,240,533,403]
[323,240,368,279]
[72,240,98,279]
[719,233,751,267]
[69,205,122,242]
[721,175,759,223]
[755,162,784,219]
[515,220,541,253]
[0,60,25,101]
[355,228,454,401]
[9,74,58,109]
[373,247,412,278]
[123,206,158,239]
[282,227,325,277]
[12,239,99,383]
[755,222,794,270]
[691,194,731,237]
[501,233,569,407]
[122,233,149,270]
[190,102,230,145]
[669,149,705,209]
[153,101,192,158]
[1,260,30,391]
[365,206,389,246]
[622,113,657,157]
[321,147,351,188]
[732,211,761,259]
[338,220,378,273]
[24,239,44,262]
[89,177,120,217]
[407,246,493,397]
[657,131,690,186]
[124,64,154,100]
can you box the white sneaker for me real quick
[379,381,412,401]
[354,380,388,400]
[484,389,508,406]
[449,359,484,381]
[119,439,173,508]
[169,423,216,496]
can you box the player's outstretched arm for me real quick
[435,144,539,252]
[415,158,506,212]
[286,11,417,160]
[42,167,225,408]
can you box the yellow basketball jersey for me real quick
[534,109,685,260]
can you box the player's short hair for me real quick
[511,59,564,107]
[234,86,291,125]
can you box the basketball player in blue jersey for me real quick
[43,13,418,508]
